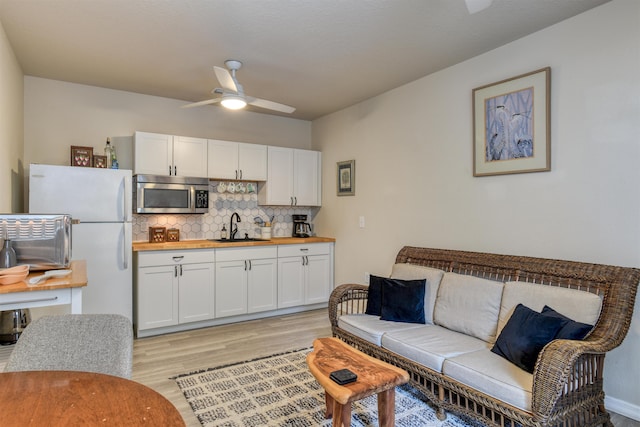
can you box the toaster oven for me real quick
[0,214,71,270]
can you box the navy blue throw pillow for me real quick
[541,305,593,340]
[491,303,568,373]
[380,278,426,324]
[365,275,385,316]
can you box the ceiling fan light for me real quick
[221,95,247,110]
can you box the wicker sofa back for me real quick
[328,246,640,427]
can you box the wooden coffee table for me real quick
[307,337,409,427]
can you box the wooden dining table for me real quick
[0,370,185,426]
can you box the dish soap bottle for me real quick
[0,238,17,268]
[104,138,114,168]
[221,225,227,240]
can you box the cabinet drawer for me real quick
[277,243,331,258]
[216,246,277,262]
[136,249,214,267]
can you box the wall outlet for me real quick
[364,272,370,284]
[359,216,365,228]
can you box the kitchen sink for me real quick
[209,238,271,243]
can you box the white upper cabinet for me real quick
[134,132,208,177]
[207,140,267,181]
[258,147,321,206]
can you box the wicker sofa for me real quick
[328,247,640,427]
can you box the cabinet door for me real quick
[215,260,248,318]
[178,262,215,323]
[136,265,178,330]
[305,254,332,304]
[277,256,305,308]
[238,143,267,181]
[173,136,208,177]
[208,139,239,179]
[247,258,277,313]
[259,146,294,206]
[134,132,173,176]
[294,149,321,206]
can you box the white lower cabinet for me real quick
[277,243,333,308]
[134,242,334,336]
[135,249,214,331]
[215,246,278,318]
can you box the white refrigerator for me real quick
[29,164,133,321]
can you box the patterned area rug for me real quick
[173,348,476,427]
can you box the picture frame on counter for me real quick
[337,160,355,196]
[93,155,107,168]
[70,146,94,167]
[472,67,551,177]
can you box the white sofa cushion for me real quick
[390,263,445,324]
[338,314,423,346]
[433,272,505,343]
[381,325,489,373]
[443,349,533,412]
[497,281,602,338]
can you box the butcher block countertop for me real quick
[132,236,335,252]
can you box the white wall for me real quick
[0,19,24,212]
[312,0,640,417]
[24,77,311,171]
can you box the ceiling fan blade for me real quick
[465,0,492,14]
[180,98,222,108]
[247,97,296,114]
[214,66,238,93]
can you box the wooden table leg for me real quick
[324,392,334,419]
[377,388,396,427]
[332,400,351,427]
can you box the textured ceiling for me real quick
[0,0,610,120]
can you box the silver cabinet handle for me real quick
[249,260,252,270]
[173,256,184,262]
[244,260,248,271]
[174,265,178,277]
[179,265,183,276]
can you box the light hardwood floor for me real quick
[0,309,637,427]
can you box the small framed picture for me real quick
[337,160,355,196]
[70,146,93,167]
[93,155,107,168]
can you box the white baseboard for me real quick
[606,396,640,422]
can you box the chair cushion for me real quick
[337,314,423,346]
[497,281,602,338]
[381,325,489,373]
[390,263,445,324]
[443,349,533,412]
[4,314,133,378]
[433,272,504,343]
[491,303,568,373]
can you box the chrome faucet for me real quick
[230,212,241,240]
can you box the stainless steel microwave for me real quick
[133,175,209,214]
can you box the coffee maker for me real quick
[292,214,312,238]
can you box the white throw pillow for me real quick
[390,263,445,324]
[433,272,505,343]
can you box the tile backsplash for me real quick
[132,183,314,241]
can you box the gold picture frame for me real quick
[337,160,355,196]
[473,67,551,177]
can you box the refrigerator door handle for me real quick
[123,224,130,269]
[123,175,132,222]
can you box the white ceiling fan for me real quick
[465,0,493,14]
[181,60,296,114]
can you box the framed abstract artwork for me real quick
[337,160,355,196]
[472,67,551,176]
